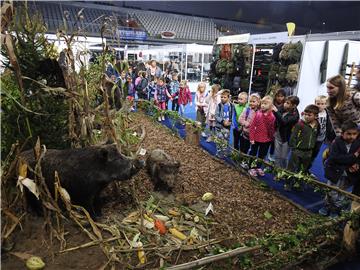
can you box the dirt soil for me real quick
[2,112,309,269]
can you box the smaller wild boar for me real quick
[146,149,180,191]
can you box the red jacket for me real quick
[249,110,276,143]
[176,87,192,105]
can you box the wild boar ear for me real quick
[99,148,109,161]
[175,161,180,168]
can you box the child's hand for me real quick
[250,140,255,145]
[354,151,359,158]
[272,105,278,112]
[224,120,230,127]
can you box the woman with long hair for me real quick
[326,75,360,136]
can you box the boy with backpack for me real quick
[319,121,360,217]
[215,89,234,158]
[135,71,148,99]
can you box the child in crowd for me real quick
[268,88,287,161]
[195,82,208,137]
[287,105,319,185]
[232,92,248,150]
[126,75,136,111]
[205,84,221,142]
[239,93,261,155]
[215,89,234,157]
[307,95,335,172]
[319,121,360,217]
[118,70,127,91]
[147,76,157,101]
[169,73,180,111]
[154,77,172,121]
[272,96,300,168]
[176,80,192,117]
[135,71,148,99]
[248,96,276,177]
[273,88,286,109]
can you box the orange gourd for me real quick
[154,219,167,235]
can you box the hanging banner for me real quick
[286,22,296,36]
[217,33,250,45]
[118,29,147,41]
[249,32,289,44]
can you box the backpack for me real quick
[242,45,252,59]
[136,78,148,92]
[233,76,241,90]
[269,62,280,80]
[232,44,243,60]
[286,64,299,84]
[216,59,228,75]
[278,65,289,85]
[226,61,235,75]
[220,44,232,60]
[280,42,303,65]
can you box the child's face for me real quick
[121,72,126,79]
[303,112,317,124]
[199,86,205,93]
[158,80,164,86]
[342,129,359,144]
[283,100,295,111]
[221,94,229,104]
[172,75,178,81]
[238,95,247,105]
[110,75,116,81]
[315,99,327,112]
[249,97,260,109]
[260,99,272,111]
[275,94,285,104]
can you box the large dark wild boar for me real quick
[20,144,144,217]
[146,149,180,191]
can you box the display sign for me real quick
[161,31,176,39]
[118,29,147,41]
[249,32,289,44]
[217,33,250,44]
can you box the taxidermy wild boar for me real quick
[146,149,180,191]
[19,144,144,217]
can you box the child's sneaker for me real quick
[267,155,275,162]
[158,116,162,122]
[206,136,212,143]
[248,169,258,177]
[161,115,165,121]
[318,207,329,216]
[256,168,265,176]
[201,131,207,138]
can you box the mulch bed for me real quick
[2,111,310,269]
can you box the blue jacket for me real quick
[215,102,234,130]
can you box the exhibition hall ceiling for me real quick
[115,1,360,33]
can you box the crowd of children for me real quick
[107,63,360,218]
[190,80,359,218]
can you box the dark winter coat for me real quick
[273,107,299,143]
[324,136,360,185]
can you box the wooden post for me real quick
[185,122,200,146]
[343,201,360,253]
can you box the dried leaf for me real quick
[18,160,27,178]
[10,252,33,260]
[34,137,41,161]
[17,177,40,199]
[264,211,273,220]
